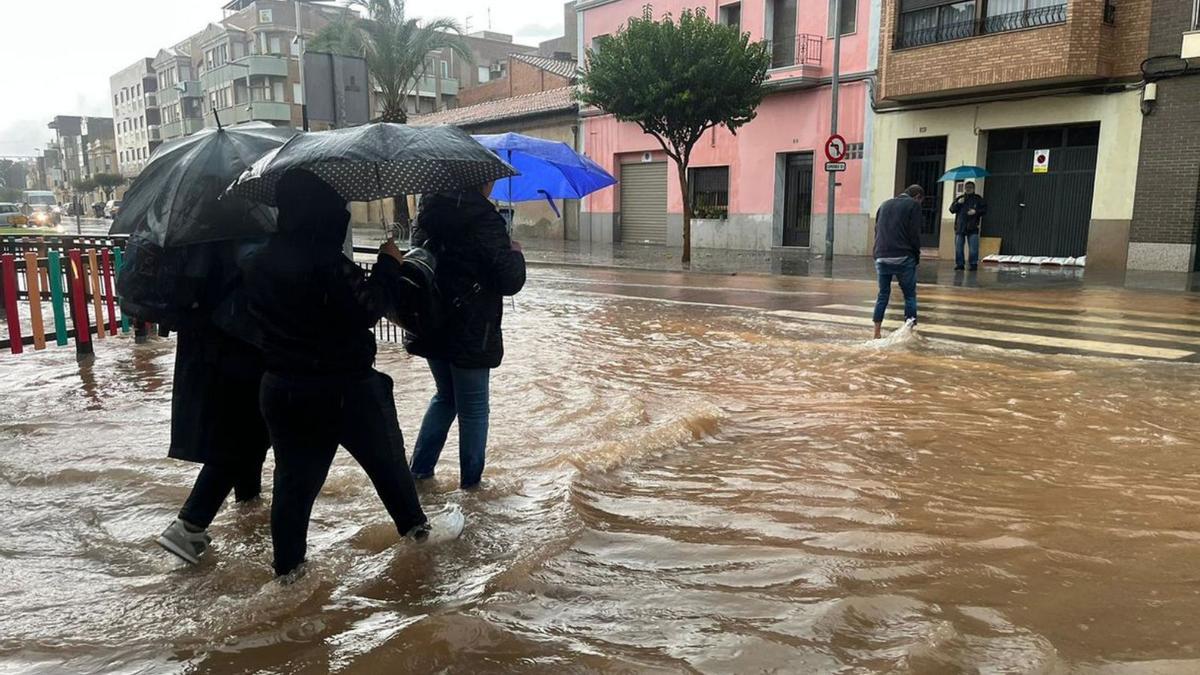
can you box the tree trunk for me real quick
[675,161,692,265]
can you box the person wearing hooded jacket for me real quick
[405,182,526,490]
[241,169,464,579]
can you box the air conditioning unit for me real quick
[1183,31,1200,60]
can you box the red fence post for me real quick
[66,249,93,358]
[1,254,23,354]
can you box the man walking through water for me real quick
[949,181,987,271]
[872,185,924,339]
[242,169,464,580]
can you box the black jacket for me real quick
[949,193,987,235]
[169,241,268,465]
[874,194,924,264]
[404,190,526,370]
[241,171,405,376]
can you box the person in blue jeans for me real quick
[949,181,987,271]
[872,185,924,339]
[405,182,527,489]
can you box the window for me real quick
[270,36,282,54]
[719,3,741,30]
[294,83,303,104]
[828,0,857,36]
[273,81,285,102]
[768,0,798,68]
[895,0,1065,49]
[590,34,612,55]
[259,9,273,23]
[846,142,865,160]
[477,65,491,83]
[687,166,730,219]
[440,60,450,78]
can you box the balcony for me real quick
[894,4,1067,50]
[161,117,206,140]
[412,75,460,97]
[1185,31,1200,60]
[147,125,162,141]
[144,92,158,108]
[208,102,294,127]
[764,34,823,89]
[201,55,290,90]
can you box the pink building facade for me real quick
[577,0,878,253]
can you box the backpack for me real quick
[386,245,481,340]
[116,233,212,329]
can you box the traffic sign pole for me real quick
[826,0,843,261]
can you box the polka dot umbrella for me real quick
[226,123,518,206]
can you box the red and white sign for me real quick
[824,134,847,163]
[1032,149,1050,174]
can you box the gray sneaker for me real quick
[408,505,465,545]
[156,519,211,565]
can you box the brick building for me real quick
[870,0,1152,271]
[458,53,577,107]
[1128,0,1200,272]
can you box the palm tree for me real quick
[311,0,473,124]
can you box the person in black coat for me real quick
[242,169,463,579]
[872,184,924,339]
[948,181,988,271]
[405,183,526,489]
[155,241,271,566]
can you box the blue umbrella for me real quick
[472,133,616,216]
[939,165,990,182]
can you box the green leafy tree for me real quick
[93,173,126,201]
[577,6,771,264]
[73,177,98,194]
[312,0,472,124]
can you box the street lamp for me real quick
[293,0,309,131]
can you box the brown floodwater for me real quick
[2,270,1200,674]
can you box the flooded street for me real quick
[3,268,1200,673]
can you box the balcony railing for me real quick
[767,33,823,69]
[895,4,1068,50]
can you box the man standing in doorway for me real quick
[949,181,987,271]
[872,185,924,339]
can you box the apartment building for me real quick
[46,116,115,188]
[578,0,876,252]
[1128,0,1200,271]
[871,0,1152,271]
[110,58,162,177]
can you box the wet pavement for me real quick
[3,265,1200,673]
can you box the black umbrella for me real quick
[225,123,518,206]
[110,122,297,246]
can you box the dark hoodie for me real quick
[241,170,404,376]
[404,189,526,370]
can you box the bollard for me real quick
[66,250,94,358]
[135,321,150,344]
[1,254,22,354]
[101,249,117,337]
[86,249,104,341]
[112,248,130,334]
[47,251,68,347]
[24,253,45,350]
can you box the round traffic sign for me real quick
[825,134,847,163]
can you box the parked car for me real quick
[104,200,122,219]
[0,202,28,227]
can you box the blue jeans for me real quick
[874,257,918,324]
[955,232,980,269]
[410,359,491,488]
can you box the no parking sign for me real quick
[1032,149,1050,174]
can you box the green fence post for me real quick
[46,251,68,347]
[112,248,130,333]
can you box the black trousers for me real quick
[178,453,268,529]
[260,369,427,577]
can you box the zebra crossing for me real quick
[776,295,1200,361]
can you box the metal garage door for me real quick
[620,162,668,244]
[985,124,1099,258]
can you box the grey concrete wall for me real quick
[580,212,616,243]
[809,214,871,256]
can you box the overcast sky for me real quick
[0,0,570,157]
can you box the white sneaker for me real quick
[408,505,465,545]
[156,518,211,565]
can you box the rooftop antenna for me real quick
[465,15,472,34]
[487,7,492,30]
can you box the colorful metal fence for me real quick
[0,235,403,358]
